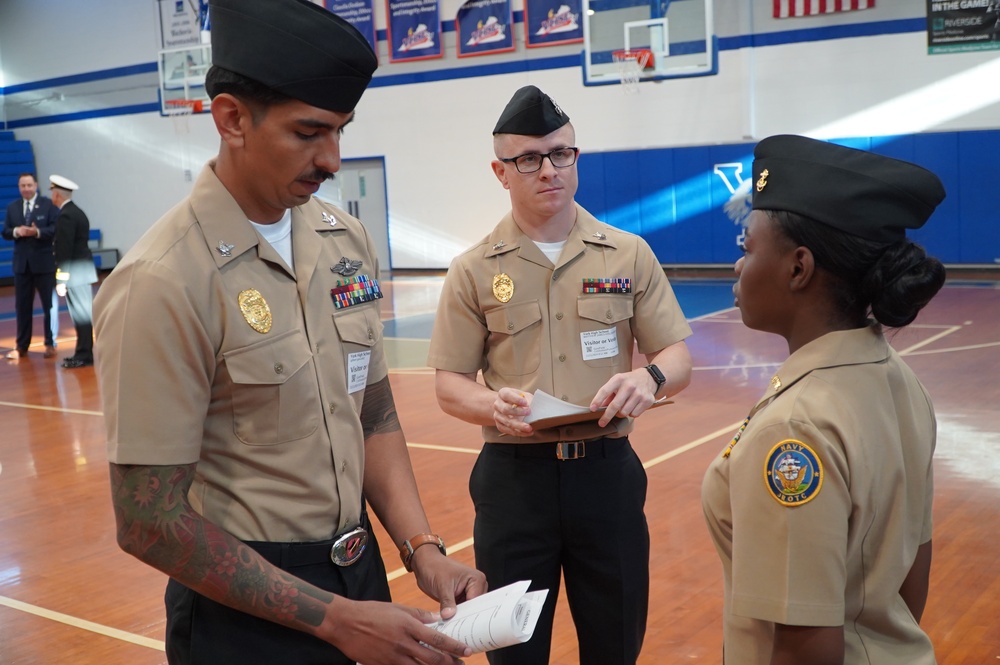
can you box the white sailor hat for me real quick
[49,174,79,191]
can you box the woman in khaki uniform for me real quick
[702,135,946,664]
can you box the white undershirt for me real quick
[533,239,566,265]
[250,209,293,270]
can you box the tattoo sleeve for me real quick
[360,375,402,438]
[109,463,334,631]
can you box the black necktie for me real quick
[24,200,31,219]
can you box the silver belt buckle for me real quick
[330,527,368,566]
[556,440,586,460]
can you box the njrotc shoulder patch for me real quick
[764,439,823,506]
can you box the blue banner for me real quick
[524,0,583,48]
[456,0,515,58]
[387,0,443,62]
[327,0,379,60]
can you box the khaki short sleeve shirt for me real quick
[96,163,386,541]
[702,326,936,665]
[428,204,692,443]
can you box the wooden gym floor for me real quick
[0,272,998,664]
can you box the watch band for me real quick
[399,533,446,572]
[645,364,666,391]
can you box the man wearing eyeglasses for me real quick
[427,85,693,665]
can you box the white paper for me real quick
[425,580,548,653]
[523,390,598,424]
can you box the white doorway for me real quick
[317,157,391,274]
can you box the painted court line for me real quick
[0,594,165,652]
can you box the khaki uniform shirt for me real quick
[702,325,936,665]
[427,204,692,443]
[96,163,386,542]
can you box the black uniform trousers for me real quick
[164,527,390,664]
[13,270,55,350]
[470,436,650,665]
[65,283,94,362]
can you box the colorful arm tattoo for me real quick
[108,463,334,630]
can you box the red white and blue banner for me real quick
[773,0,875,18]
[456,0,515,58]
[327,0,379,60]
[524,0,583,48]
[387,0,443,62]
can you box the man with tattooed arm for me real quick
[93,1,485,663]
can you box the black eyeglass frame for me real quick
[499,147,579,174]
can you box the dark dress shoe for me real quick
[62,357,94,369]
[7,348,28,360]
[44,345,57,358]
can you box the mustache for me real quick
[303,170,336,183]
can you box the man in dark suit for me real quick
[2,172,60,360]
[50,175,97,368]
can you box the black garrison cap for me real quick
[751,135,945,244]
[209,0,377,113]
[493,85,570,135]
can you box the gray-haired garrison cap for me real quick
[493,85,570,135]
[752,135,945,244]
[209,0,377,113]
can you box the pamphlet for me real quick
[523,389,672,429]
[425,580,548,653]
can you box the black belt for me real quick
[488,436,620,460]
[245,511,371,568]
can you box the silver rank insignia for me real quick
[331,257,363,276]
[492,240,506,250]
[216,241,235,257]
[322,212,338,226]
[592,232,607,241]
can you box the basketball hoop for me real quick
[612,49,654,94]
[164,98,203,135]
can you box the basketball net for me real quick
[612,50,653,95]
[164,99,203,182]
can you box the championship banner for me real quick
[927,0,1000,54]
[159,0,202,48]
[524,0,583,48]
[773,0,874,18]
[327,0,379,59]
[387,0,444,62]
[456,0,515,58]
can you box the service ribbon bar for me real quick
[331,275,384,309]
[582,277,632,294]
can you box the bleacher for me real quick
[1,130,117,284]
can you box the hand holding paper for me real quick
[425,580,548,654]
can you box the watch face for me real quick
[647,364,665,386]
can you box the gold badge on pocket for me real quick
[492,273,514,303]
[238,289,272,333]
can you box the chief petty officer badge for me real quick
[238,289,272,334]
[764,439,823,506]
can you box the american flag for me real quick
[773,0,875,19]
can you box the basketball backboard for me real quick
[582,0,716,87]
[158,44,212,115]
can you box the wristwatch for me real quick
[645,364,666,393]
[399,533,446,572]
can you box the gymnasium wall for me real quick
[0,1,997,268]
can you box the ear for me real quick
[210,93,250,148]
[788,245,816,292]
[491,160,510,190]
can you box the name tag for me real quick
[347,350,371,394]
[580,328,619,361]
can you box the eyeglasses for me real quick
[500,147,579,174]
